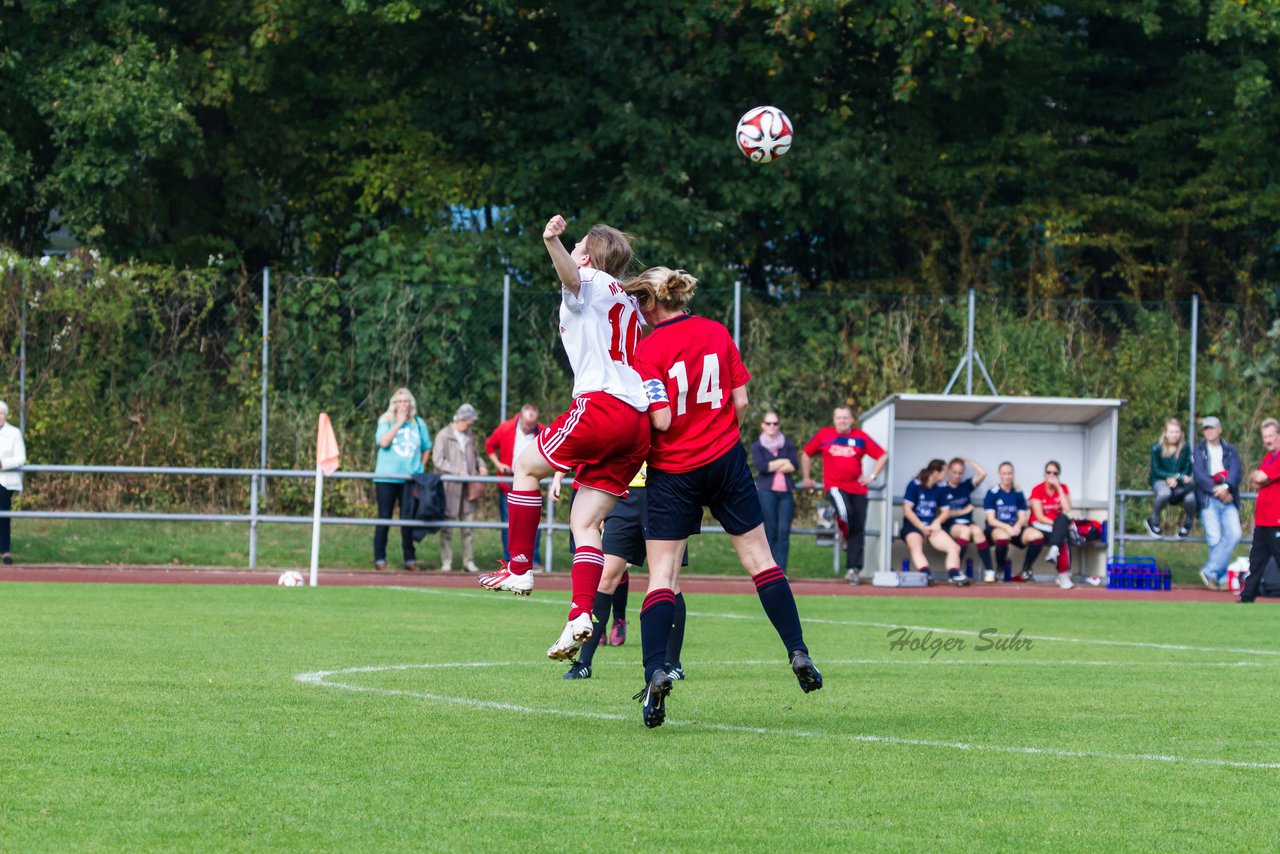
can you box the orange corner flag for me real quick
[316,413,340,476]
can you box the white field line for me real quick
[388,586,1280,658]
[296,662,1280,771]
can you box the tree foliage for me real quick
[0,1,1277,299]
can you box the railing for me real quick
[0,464,880,574]
[1114,488,1256,558]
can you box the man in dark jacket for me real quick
[1191,416,1243,590]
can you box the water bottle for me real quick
[1002,560,1012,582]
[965,559,974,579]
[902,559,910,573]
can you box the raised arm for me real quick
[543,215,582,297]
[967,457,987,487]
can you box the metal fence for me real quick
[1113,488,1255,557]
[0,464,874,575]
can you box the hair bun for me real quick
[658,269,698,303]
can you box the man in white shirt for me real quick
[0,400,28,565]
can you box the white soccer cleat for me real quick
[982,569,996,583]
[547,612,594,661]
[1056,572,1075,590]
[478,562,535,596]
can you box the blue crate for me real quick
[1107,556,1171,591]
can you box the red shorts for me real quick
[537,392,650,497]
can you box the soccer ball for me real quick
[277,570,306,587]
[735,106,793,163]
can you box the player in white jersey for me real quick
[479,215,652,662]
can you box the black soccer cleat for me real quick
[632,669,673,728]
[790,651,823,693]
[563,660,591,680]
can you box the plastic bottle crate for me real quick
[1106,557,1171,591]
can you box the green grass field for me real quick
[10,517,1242,585]
[2,581,1277,851]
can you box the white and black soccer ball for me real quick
[735,106,794,163]
[277,570,306,587]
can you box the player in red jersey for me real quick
[478,215,650,663]
[800,407,888,584]
[625,266,822,728]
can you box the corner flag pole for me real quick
[310,413,341,587]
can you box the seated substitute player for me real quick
[937,456,993,580]
[555,465,689,681]
[1029,460,1102,589]
[983,461,1045,581]
[478,215,651,663]
[627,266,823,729]
[901,460,969,586]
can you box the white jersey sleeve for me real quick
[557,266,649,411]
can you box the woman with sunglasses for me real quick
[1028,461,1101,589]
[751,411,799,572]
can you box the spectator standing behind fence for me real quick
[1191,416,1242,590]
[434,403,487,573]
[373,388,432,571]
[800,406,888,585]
[752,411,798,572]
[485,403,544,571]
[0,401,26,565]
[1239,418,1280,604]
[1145,417,1197,538]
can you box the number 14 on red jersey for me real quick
[667,354,723,415]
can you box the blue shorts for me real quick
[601,488,688,567]
[646,443,764,540]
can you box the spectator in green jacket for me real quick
[1145,417,1196,538]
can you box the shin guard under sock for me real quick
[752,567,807,655]
[612,574,630,621]
[666,593,687,669]
[505,490,543,573]
[994,540,1009,572]
[576,591,613,668]
[976,541,993,570]
[640,589,676,682]
[568,546,605,620]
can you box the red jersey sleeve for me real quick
[633,342,671,413]
[484,422,505,457]
[727,337,750,389]
[861,432,885,460]
[1262,453,1280,481]
[803,429,826,458]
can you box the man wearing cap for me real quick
[1239,418,1280,603]
[1191,416,1243,590]
[433,403,488,573]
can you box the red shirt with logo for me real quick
[634,314,751,474]
[1254,451,1280,527]
[802,428,885,495]
[1030,481,1070,522]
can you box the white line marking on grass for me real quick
[723,658,1280,668]
[389,586,1280,658]
[296,662,1280,771]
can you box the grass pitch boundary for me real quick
[388,585,1280,658]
